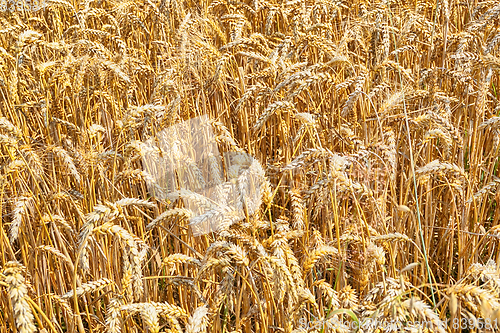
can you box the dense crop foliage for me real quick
[1,0,500,332]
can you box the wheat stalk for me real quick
[1,262,36,333]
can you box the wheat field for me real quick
[0,0,500,332]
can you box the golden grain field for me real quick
[1,0,500,332]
